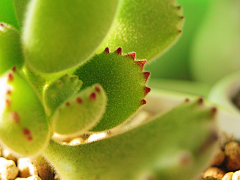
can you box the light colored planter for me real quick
[208,71,240,139]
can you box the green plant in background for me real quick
[146,0,240,97]
[0,0,221,179]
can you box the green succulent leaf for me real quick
[12,0,31,29]
[0,23,24,76]
[0,0,19,30]
[44,96,218,180]
[22,65,76,99]
[44,74,83,115]
[50,84,107,136]
[0,70,50,156]
[22,0,120,73]
[74,48,150,131]
[97,0,184,62]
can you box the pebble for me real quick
[222,172,233,180]
[225,142,240,171]
[232,170,240,180]
[203,167,225,179]
[15,175,42,180]
[0,157,18,180]
[211,149,225,166]
[2,148,17,163]
[18,158,38,178]
[69,137,84,145]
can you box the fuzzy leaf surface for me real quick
[97,0,183,61]
[22,0,120,73]
[12,0,31,29]
[0,0,19,30]
[44,97,218,180]
[44,74,82,115]
[0,71,50,156]
[74,50,150,131]
[0,23,24,75]
[50,84,107,136]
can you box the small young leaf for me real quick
[44,74,83,114]
[22,0,120,73]
[74,48,150,131]
[0,23,24,76]
[43,97,219,180]
[97,0,184,62]
[0,70,50,156]
[50,84,107,136]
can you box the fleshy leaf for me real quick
[97,0,184,61]
[0,0,19,30]
[74,48,150,131]
[44,96,219,180]
[0,23,24,76]
[22,0,120,73]
[0,70,50,156]
[43,74,82,114]
[12,0,31,29]
[22,64,76,99]
[50,84,107,136]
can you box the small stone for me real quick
[222,172,233,180]
[232,170,240,180]
[0,157,18,180]
[225,141,240,171]
[15,175,42,180]
[69,138,84,145]
[201,177,220,180]
[218,131,233,149]
[203,167,225,179]
[18,158,38,178]
[211,149,225,166]
[2,148,17,163]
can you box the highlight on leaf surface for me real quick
[22,0,120,73]
[44,74,83,115]
[44,97,219,180]
[97,0,184,62]
[50,84,107,136]
[0,70,50,156]
[74,47,151,131]
[0,23,24,76]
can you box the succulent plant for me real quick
[0,0,221,179]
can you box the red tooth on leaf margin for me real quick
[143,72,150,82]
[9,112,20,123]
[126,52,136,60]
[144,87,151,96]
[114,47,122,55]
[104,47,109,53]
[136,60,146,70]
[141,99,146,105]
